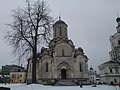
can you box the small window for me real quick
[54,28,56,37]
[18,69,20,72]
[62,49,64,56]
[12,74,14,78]
[60,27,62,36]
[115,67,119,73]
[110,68,112,73]
[118,40,120,45]
[30,64,31,73]
[20,74,22,77]
[114,79,117,83]
[79,63,82,72]
[46,62,48,72]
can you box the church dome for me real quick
[90,67,93,70]
[53,17,68,27]
[116,17,120,22]
[78,47,84,54]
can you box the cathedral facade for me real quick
[26,18,88,85]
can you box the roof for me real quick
[100,60,120,66]
[88,70,96,75]
[53,18,68,27]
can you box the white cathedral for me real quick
[26,18,89,85]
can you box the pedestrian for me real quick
[80,84,83,88]
[79,81,83,88]
[118,82,120,89]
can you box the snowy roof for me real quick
[100,60,120,65]
[88,70,96,75]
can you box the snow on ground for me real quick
[0,84,119,90]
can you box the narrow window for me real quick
[115,67,118,73]
[118,40,120,45]
[110,68,112,73]
[79,63,82,72]
[62,49,64,56]
[60,27,62,36]
[54,28,56,37]
[20,74,22,77]
[29,64,31,73]
[12,74,14,78]
[114,79,117,83]
[46,62,48,72]
[65,27,67,37]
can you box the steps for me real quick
[54,79,77,86]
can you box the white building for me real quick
[26,18,89,85]
[88,67,100,84]
[98,17,120,85]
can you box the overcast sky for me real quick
[0,0,120,71]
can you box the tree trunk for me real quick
[32,58,36,83]
[32,48,37,83]
[32,29,37,83]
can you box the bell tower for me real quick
[53,17,68,39]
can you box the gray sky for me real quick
[0,0,120,71]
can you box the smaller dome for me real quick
[78,47,84,54]
[116,17,120,22]
[53,17,67,27]
[90,67,93,70]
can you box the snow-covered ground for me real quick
[0,84,119,90]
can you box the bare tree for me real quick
[5,0,54,83]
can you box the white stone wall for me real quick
[74,55,85,78]
[54,43,73,57]
[89,74,96,83]
[26,59,32,82]
[40,55,52,79]
[99,63,120,84]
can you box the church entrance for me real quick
[61,69,67,79]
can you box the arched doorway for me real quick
[61,68,67,79]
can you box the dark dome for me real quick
[78,47,84,54]
[116,17,120,22]
[53,19,67,27]
[90,67,93,70]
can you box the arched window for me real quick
[29,64,31,73]
[114,79,117,83]
[60,27,62,36]
[114,67,118,73]
[46,62,48,72]
[118,40,120,45]
[79,63,82,72]
[62,49,64,56]
[110,68,112,73]
[54,27,56,37]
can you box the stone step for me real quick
[54,79,77,86]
